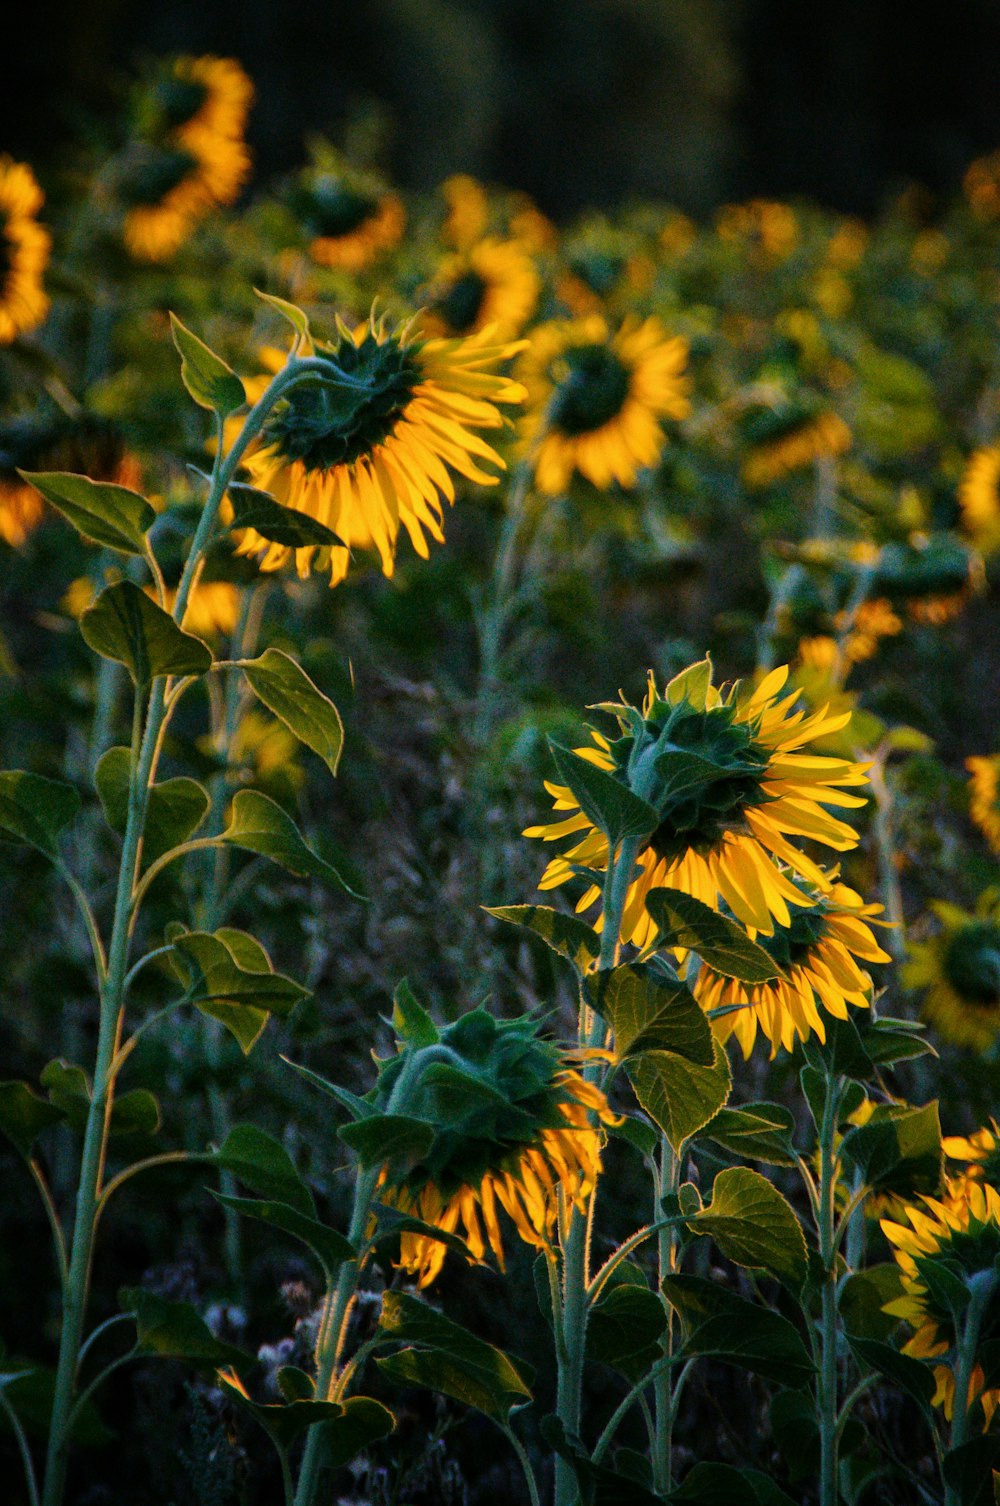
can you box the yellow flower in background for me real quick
[419,239,540,340]
[967,755,1000,855]
[943,1120,1000,1192]
[387,1067,617,1287]
[693,877,891,1058]
[235,314,526,586]
[964,151,1000,220]
[0,157,50,344]
[882,1181,1000,1427]
[838,597,903,664]
[441,173,490,249]
[526,663,870,942]
[904,892,1000,1051]
[164,580,241,637]
[516,315,690,494]
[308,190,405,273]
[122,55,252,261]
[0,478,45,546]
[743,409,851,488]
[825,217,868,270]
[716,199,799,259]
[958,445,1000,557]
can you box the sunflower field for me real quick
[3,46,1000,1506]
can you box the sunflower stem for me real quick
[653,1136,681,1494]
[946,1269,997,1493]
[817,1066,844,1506]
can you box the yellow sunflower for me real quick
[943,1120,1000,1193]
[716,199,799,259]
[163,580,241,638]
[234,315,526,586]
[0,157,50,344]
[441,173,490,249]
[882,1180,1000,1427]
[0,478,45,546]
[837,597,903,664]
[122,55,252,262]
[964,151,1000,220]
[958,446,1000,557]
[525,661,870,942]
[742,408,851,489]
[693,877,890,1058]
[903,892,1000,1051]
[515,315,691,494]
[967,756,1000,855]
[419,239,540,340]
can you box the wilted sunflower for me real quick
[419,239,540,340]
[693,877,890,1058]
[0,157,50,344]
[526,661,870,941]
[515,315,691,494]
[742,403,851,488]
[903,892,1000,1051]
[373,1008,618,1287]
[943,1120,1000,1192]
[967,756,1000,855]
[122,54,252,261]
[234,314,526,586]
[882,1180,1000,1427]
[958,446,1000,557]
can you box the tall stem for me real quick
[653,1137,680,1493]
[946,1271,997,1504]
[817,1067,843,1506]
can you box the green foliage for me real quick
[626,1036,732,1153]
[548,740,659,845]
[18,470,154,553]
[170,314,246,416]
[81,581,212,683]
[377,1292,532,1422]
[644,888,785,983]
[240,648,344,777]
[221,787,359,892]
[96,746,209,861]
[485,904,600,973]
[661,1273,814,1385]
[227,482,344,548]
[120,1288,250,1369]
[685,1166,808,1290]
[0,771,80,858]
[169,929,310,1052]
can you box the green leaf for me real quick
[18,469,154,554]
[170,930,310,1053]
[698,1102,798,1167]
[108,1089,162,1137]
[39,1059,160,1138]
[241,648,343,777]
[81,581,212,684]
[548,741,659,846]
[848,1336,936,1413]
[644,888,784,983]
[0,1362,113,1446]
[484,904,599,974]
[669,1462,798,1506]
[663,657,714,710]
[626,1036,732,1154]
[587,1282,667,1379]
[0,1081,65,1157]
[339,1114,435,1175]
[227,482,344,548]
[319,1396,395,1470]
[840,1101,942,1198]
[392,978,439,1047]
[608,1112,659,1159]
[222,788,359,893]
[591,963,715,1064]
[838,1265,906,1341]
[800,1010,873,1079]
[121,1288,250,1369]
[662,1273,814,1386]
[686,1166,808,1291]
[95,747,209,863]
[209,1123,314,1216]
[213,1194,353,1274]
[377,1292,532,1423]
[369,1205,479,1264]
[863,1016,937,1067]
[170,314,245,415]
[942,1437,1000,1506]
[0,771,80,858]
[281,1057,372,1121]
[254,288,311,339]
[219,1376,343,1448]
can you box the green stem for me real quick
[499,1425,542,1506]
[817,1067,843,1506]
[0,1385,40,1506]
[473,462,535,749]
[867,750,906,966]
[591,1353,682,1465]
[653,1137,680,1494]
[947,1271,997,1485]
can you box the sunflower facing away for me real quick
[373,1009,618,1287]
[741,403,851,488]
[692,876,891,1058]
[882,1180,1000,1427]
[122,55,253,261]
[967,756,1000,856]
[903,891,1000,1051]
[235,314,526,586]
[526,660,871,944]
[515,315,691,494]
[419,239,540,341]
[0,157,50,345]
[958,446,1000,558]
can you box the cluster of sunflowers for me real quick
[1,47,1000,1506]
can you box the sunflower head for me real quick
[0,156,50,345]
[943,1120,1000,1193]
[958,447,1000,558]
[419,238,540,340]
[904,892,1000,1051]
[287,156,406,273]
[526,658,870,941]
[967,756,1000,856]
[374,1004,616,1285]
[740,399,851,488]
[882,1180,1000,1427]
[872,536,981,625]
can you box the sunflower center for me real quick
[549,343,631,436]
[118,144,197,207]
[435,271,487,333]
[304,178,378,239]
[154,77,209,130]
[568,252,624,297]
[942,922,1000,1008]
[265,332,421,472]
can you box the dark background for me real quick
[6,0,1000,219]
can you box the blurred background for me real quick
[7,0,1000,220]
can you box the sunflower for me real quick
[525,661,870,943]
[165,580,241,638]
[958,446,1000,557]
[967,756,1000,855]
[515,315,690,494]
[122,55,252,262]
[234,314,526,586]
[419,239,540,341]
[692,877,890,1058]
[837,597,903,664]
[716,199,799,259]
[2,415,141,547]
[440,173,490,249]
[943,1120,1000,1193]
[882,1180,1000,1427]
[0,158,50,345]
[964,151,1000,220]
[287,161,405,273]
[903,892,1000,1052]
[742,405,851,488]
[374,1009,618,1287]
[0,478,45,546]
